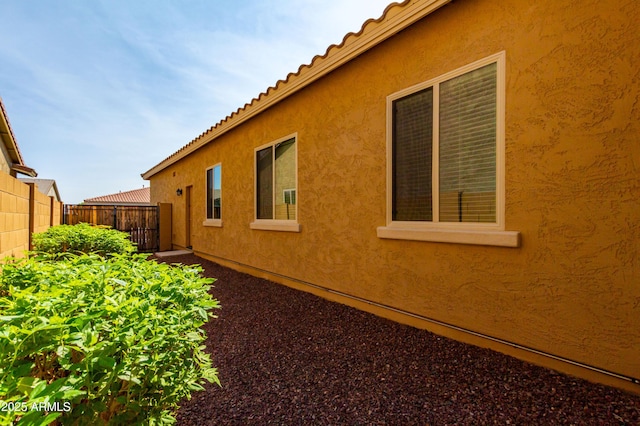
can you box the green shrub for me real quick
[0,254,220,425]
[32,224,136,257]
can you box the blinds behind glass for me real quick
[439,63,497,223]
[392,88,433,221]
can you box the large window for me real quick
[204,164,221,226]
[251,135,300,232]
[379,52,519,247]
[393,59,498,224]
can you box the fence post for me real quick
[49,196,55,227]
[27,183,35,250]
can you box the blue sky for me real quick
[0,0,392,203]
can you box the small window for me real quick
[256,137,296,221]
[283,189,296,206]
[206,164,221,221]
[251,135,300,232]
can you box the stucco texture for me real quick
[149,0,639,383]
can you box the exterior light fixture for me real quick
[176,188,183,196]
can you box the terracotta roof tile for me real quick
[84,187,151,205]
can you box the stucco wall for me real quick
[0,141,12,176]
[149,0,639,386]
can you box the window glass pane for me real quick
[439,63,497,223]
[256,147,273,219]
[274,138,296,220]
[283,189,296,205]
[213,165,221,219]
[206,168,213,219]
[206,166,222,220]
[392,88,433,221]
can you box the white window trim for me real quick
[250,133,300,233]
[250,220,301,232]
[377,51,520,247]
[203,163,223,227]
[203,218,223,227]
[283,188,296,205]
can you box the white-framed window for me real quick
[283,188,296,206]
[378,52,520,247]
[204,163,222,227]
[250,134,300,232]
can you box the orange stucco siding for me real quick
[148,0,639,390]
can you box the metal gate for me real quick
[63,205,159,252]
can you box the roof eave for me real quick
[12,164,38,177]
[51,182,62,201]
[141,0,452,180]
[0,97,27,167]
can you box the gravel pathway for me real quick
[159,254,640,425]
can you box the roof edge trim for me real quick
[12,164,37,177]
[0,97,27,166]
[142,0,452,180]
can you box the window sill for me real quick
[250,220,301,233]
[203,219,223,228]
[377,225,520,247]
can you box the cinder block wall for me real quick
[51,198,62,227]
[0,175,63,259]
[33,188,55,234]
[0,173,30,258]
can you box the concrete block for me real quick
[1,192,10,212]
[5,213,14,230]
[8,195,17,214]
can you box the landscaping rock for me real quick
[159,254,640,425]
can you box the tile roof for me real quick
[83,187,151,205]
[142,0,452,180]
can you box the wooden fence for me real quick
[63,205,159,252]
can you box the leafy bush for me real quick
[31,224,136,257]
[0,254,220,425]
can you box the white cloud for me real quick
[0,0,393,203]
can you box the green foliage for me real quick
[31,224,137,257]
[0,254,220,425]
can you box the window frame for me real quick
[377,51,520,247]
[203,163,222,227]
[250,133,301,232]
[283,188,296,205]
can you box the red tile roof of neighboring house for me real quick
[83,187,151,205]
[142,0,452,180]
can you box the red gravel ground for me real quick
[159,254,640,425]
